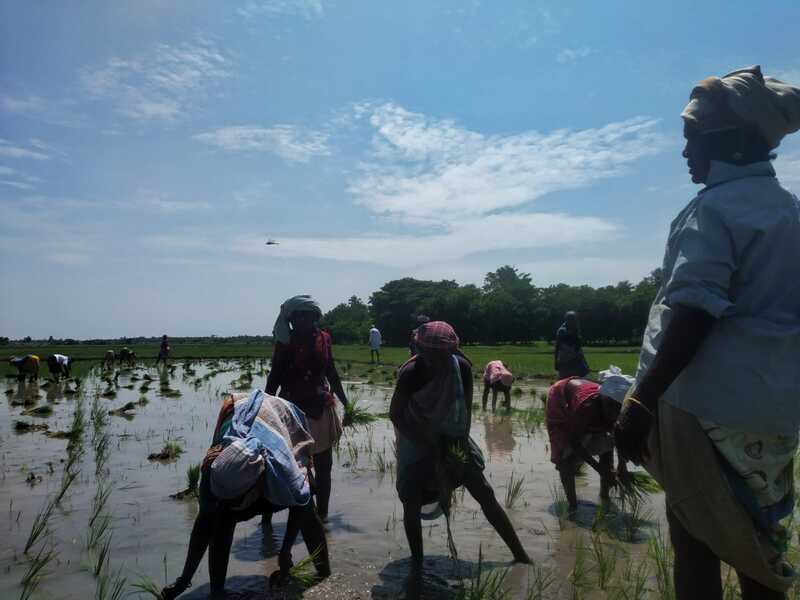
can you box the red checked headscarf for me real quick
[414,321,460,352]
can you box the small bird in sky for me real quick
[265,238,280,246]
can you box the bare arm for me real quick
[325,361,348,408]
[265,344,288,395]
[634,304,716,410]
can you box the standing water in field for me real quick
[0,360,669,599]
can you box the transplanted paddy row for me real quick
[0,342,641,380]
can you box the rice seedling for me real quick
[287,546,323,589]
[550,480,570,529]
[611,558,649,600]
[100,387,117,399]
[590,531,618,590]
[523,565,558,600]
[131,575,165,599]
[618,470,662,503]
[22,405,53,417]
[20,541,56,598]
[503,472,525,509]
[171,462,202,500]
[617,490,653,543]
[93,534,113,576]
[648,524,675,600]
[456,547,510,600]
[569,535,592,599]
[94,566,127,600]
[108,402,136,417]
[344,396,377,427]
[54,464,80,505]
[13,420,49,433]
[24,497,56,554]
[148,441,183,461]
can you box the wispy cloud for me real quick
[237,0,324,20]
[230,212,619,268]
[142,234,210,250]
[0,138,50,160]
[556,46,596,64]
[0,94,45,115]
[135,193,211,214]
[351,103,665,223]
[225,102,666,267]
[80,37,233,122]
[193,125,330,163]
[0,165,42,190]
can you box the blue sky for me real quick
[1,0,799,339]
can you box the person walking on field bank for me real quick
[266,295,351,522]
[390,321,530,599]
[554,311,590,379]
[46,353,71,381]
[482,359,513,412]
[161,390,330,599]
[155,334,171,367]
[368,324,382,364]
[614,66,800,600]
[9,354,39,381]
[546,367,633,513]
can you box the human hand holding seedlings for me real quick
[614,398,653,465]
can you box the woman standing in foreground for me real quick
[390,321,530,599]
[266,295,350,521]
[615,66,800,599]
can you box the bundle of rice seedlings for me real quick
[617,470,662,504]
[22,405,53,417]
[288,546,323,589]
[344,397,377,427]
[148,441,184,461]
[108,402,136,417]
[131,575,164,598]
[14,420,49,433]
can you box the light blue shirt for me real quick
[636,161,800,435]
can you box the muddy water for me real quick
[0,363,666,599]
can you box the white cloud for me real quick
[80,38,232,122]
[350,103,666,223]
[237,0,324,20]
[0,94,45,115]
[193,125,330,163]
[0,165,41,190]
[230,212,619,268]
[556,46,596,64]
[0,138,49,160]
[776,153,800,184]
[222,103,666,268]
[142,234,210,250]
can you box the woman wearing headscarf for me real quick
[161,390,330,599]
[546,368,633,513]
[266,295,349,521]
[481,359,514,412]
[615,66,800,599]
[390,321,530,599]
[9,355,39,381]
[554,311,590,379]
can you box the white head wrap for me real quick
[598,365,635,405]
[681,65,800,149]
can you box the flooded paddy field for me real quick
[2,360,677,598]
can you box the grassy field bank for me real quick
[0,341,640,379]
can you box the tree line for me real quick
[320,265,663,346]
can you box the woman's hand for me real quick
[614,399,655,466]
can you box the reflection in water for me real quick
[46,382,65,402]
[481,414,515,460]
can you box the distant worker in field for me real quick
[103,349,115,370]
[266,295,350,522]
[368,325,382,364]
[118,347,136,367]
[408,314,430,356]
[390,321,530,598]
[161,390,330,599]
[554,311,589,379]
[546,367,633,513]
[482,360,513,412]
[46,354,71,381]
[9,354,39,381]
[614,66,800,599]
[155,335,171,367]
